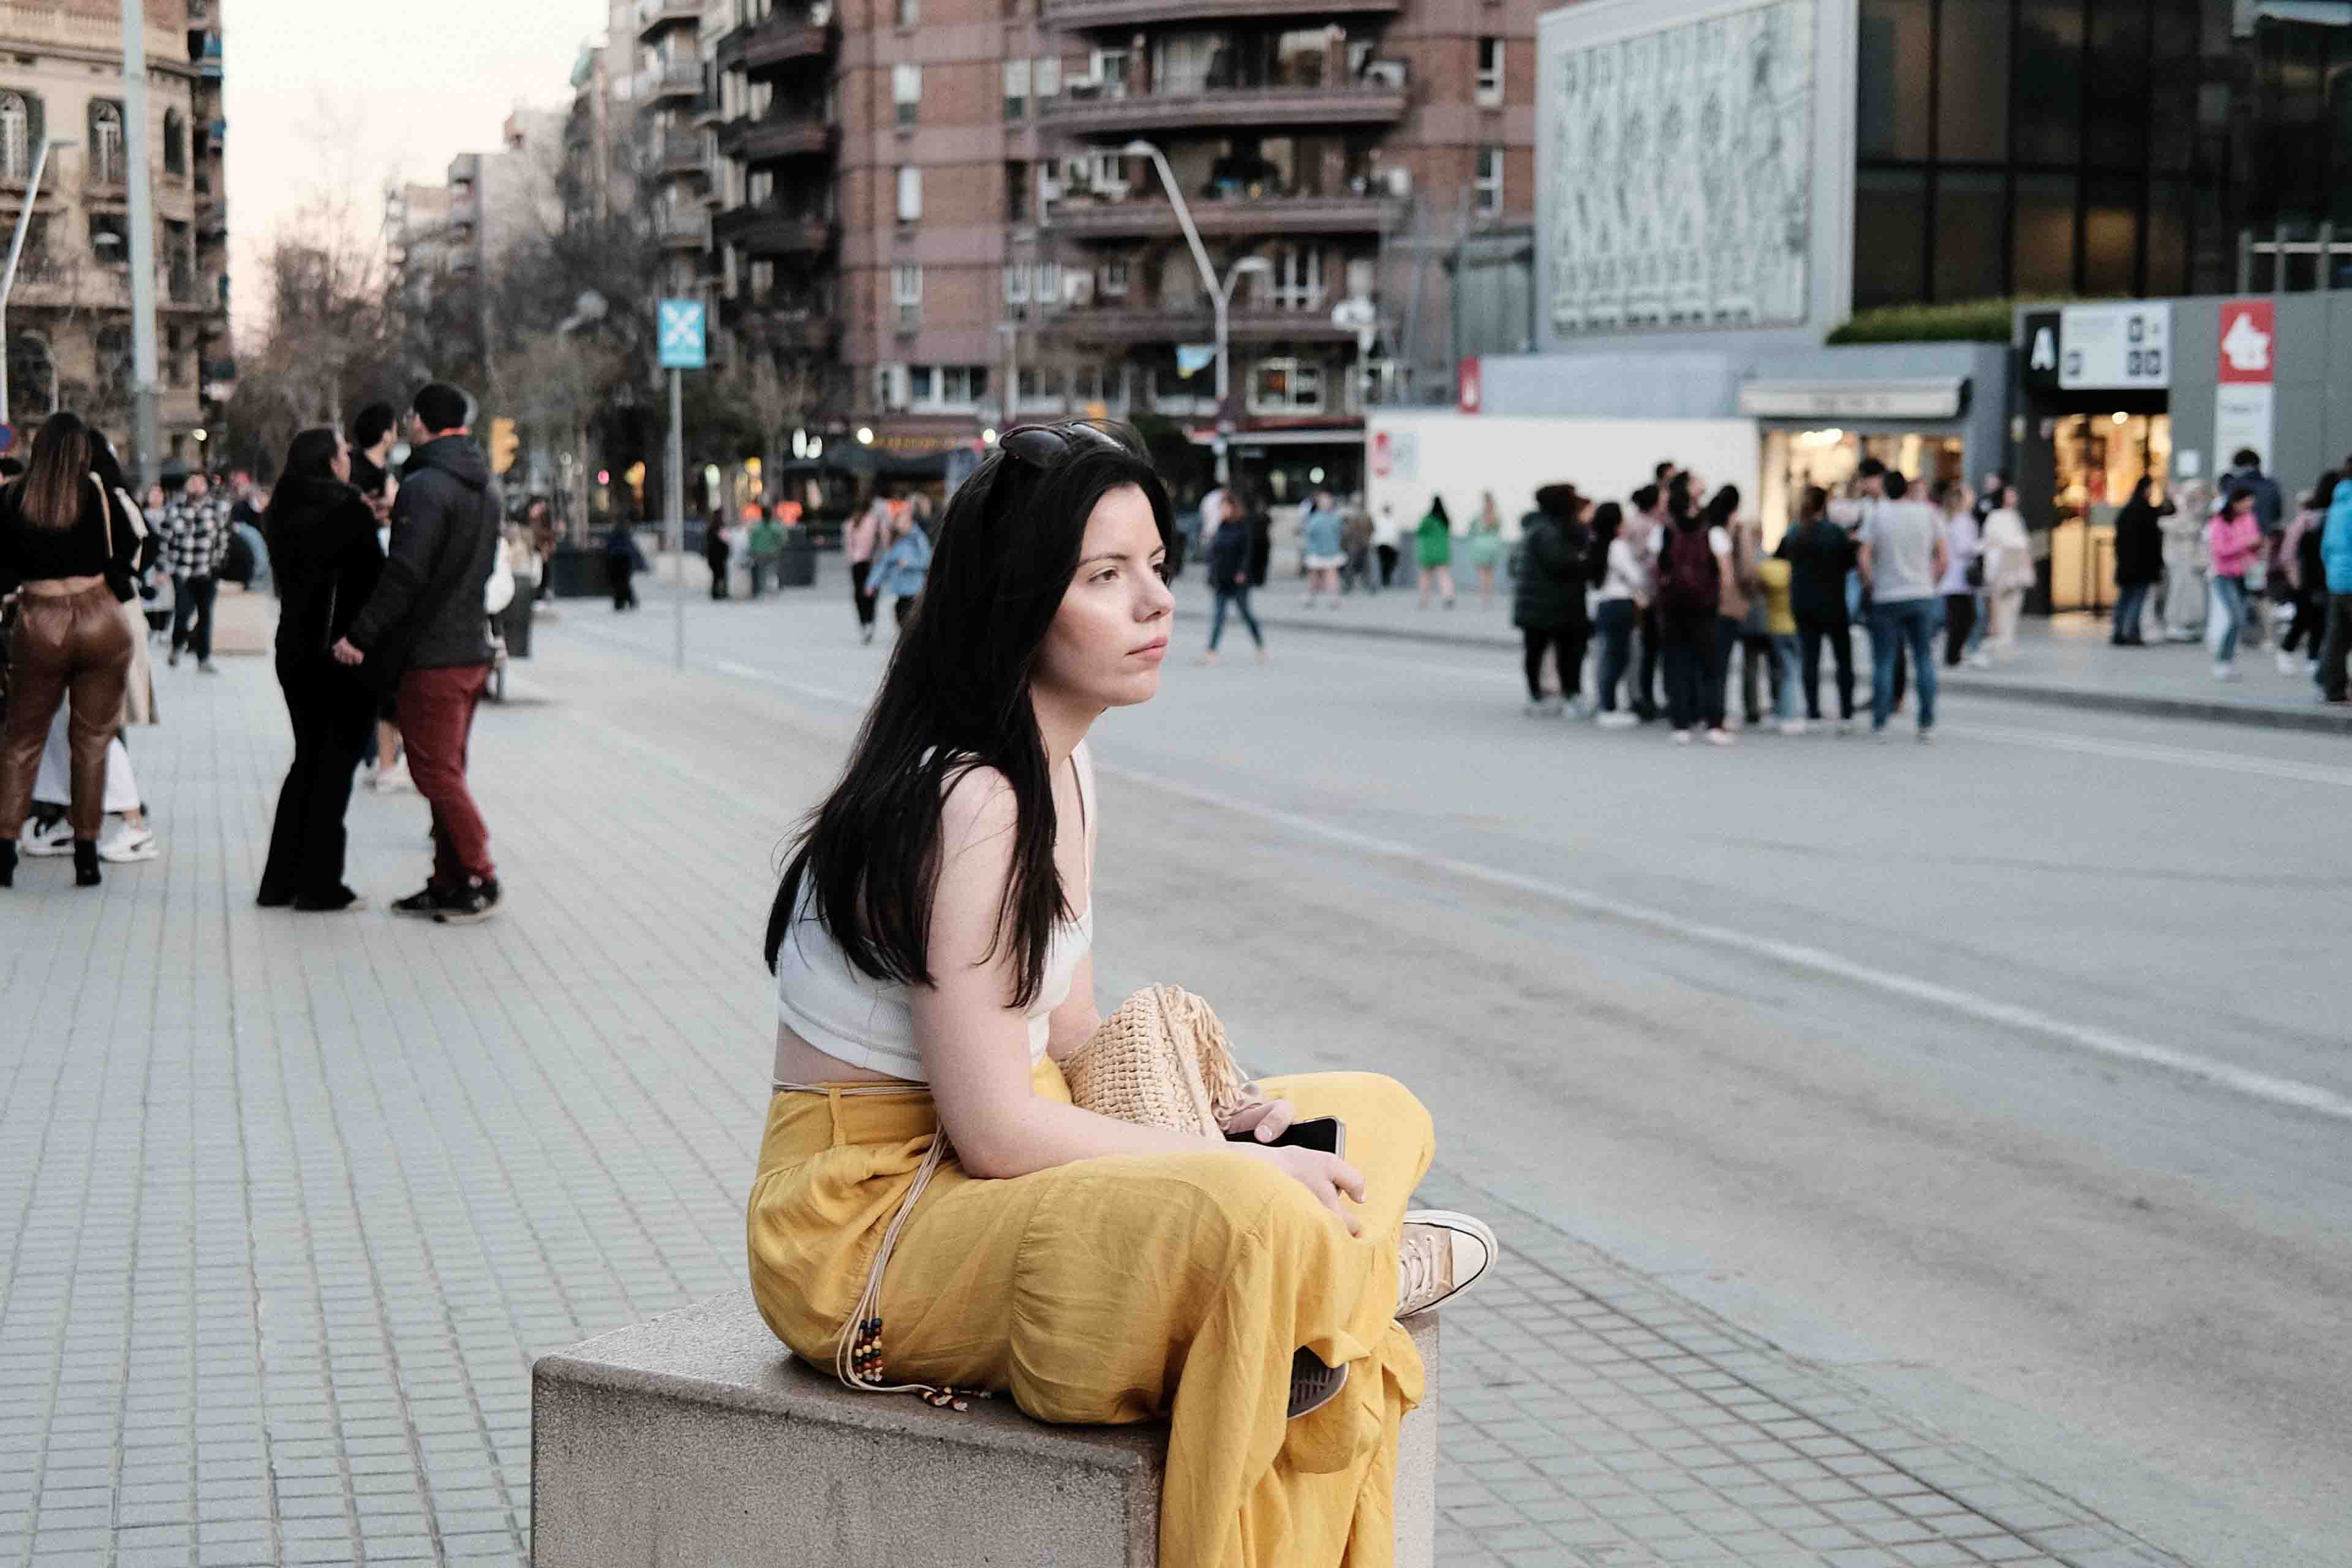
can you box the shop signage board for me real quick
[2214,298,2276,468]
[2056,302,2170,390]
[1737,379,1967,420]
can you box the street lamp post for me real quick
[119,0,162,486]
[0,135,74,432]
[1120,139,1269,484]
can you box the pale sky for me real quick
[223,0,611,345]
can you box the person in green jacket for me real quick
[747,511,786,598]
[1416,495,1457,609]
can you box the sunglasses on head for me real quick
[998,421,1124,469]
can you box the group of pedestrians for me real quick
[1503,458,2038,744]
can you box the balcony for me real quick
[1047,191,1402,241]
[716,11,839,77]
[636,0,701,38]
[721,111,838,165]
[1044,81,1407,135]
[713,201,839,258]
[647,61,703,104]
[1042,0,1398,26]
[657,211,710,250]
[729,306,839,353]
[652,138,706,178]
[1044,303,1355,345]
[197,199,227,240]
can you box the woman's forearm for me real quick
[957,1094,1221,1179]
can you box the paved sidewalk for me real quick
[1169,571,2350,736]
[0,620,2193,1568]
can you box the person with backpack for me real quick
[2319,470,2352,704]
[1776,486,1858,730]
[1510,484,1590,715]
[1650,475,1731,744]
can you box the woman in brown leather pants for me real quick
[0,413,140,888]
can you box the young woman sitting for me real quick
[749,421,1494,1567]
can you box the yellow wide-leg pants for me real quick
[747,1059,1436,1568]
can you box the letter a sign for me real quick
[2215,300,2274,470]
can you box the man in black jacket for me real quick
[333,382,503,923]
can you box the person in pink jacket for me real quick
[2207,487,2264,679]
[844,492,886,644]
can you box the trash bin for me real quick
[777,537,817,588]
[549,543,607,599]
[500,590,535,659]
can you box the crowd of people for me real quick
[0,383,514,919]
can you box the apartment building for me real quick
[712,0,1536,494]
[636,0,720,301]
[0,0,230,469]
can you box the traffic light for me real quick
[489,417,519,476]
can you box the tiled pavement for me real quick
[0,620,2188,1568]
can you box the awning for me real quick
[2244,1,2352,29]
[1185,426,1366,448]
[1736,377,1970,421]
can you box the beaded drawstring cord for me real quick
[774,1080,989,1412]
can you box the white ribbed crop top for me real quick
[773,748,1093,1084]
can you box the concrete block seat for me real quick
[532,1291,1440,1567]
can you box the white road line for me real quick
[663,651,2352,1127]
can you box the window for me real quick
[1855,0,1931,161]
[892,62,921,127]
[0,94,28,181]
[1071,366,1106,409]
[89,211,127,262]
[1099,259,1129,296]
[894,0,917,25]
[892,263,922,330]
[1852,165,1928,309]
[1005,160,1029,224]
[1016,367,1050,407]
[1036,56,1060,100]
[1004,264,1030,304]
[1268,246,1322,311]
[1003,59,1030,120]
[1090,47,1129,97]
[1034,260,1060,305]
[1473,146,1502,216]
[1931,170,2005,303]
[89,100,124,184]
[2083,175,2141,295]
[1476,38,1503,108]
[2086,3,2150,169]
[2010,172,2078,295]
[916,364,988,408]
[895,164,922,222]
[163,110,185,175]
[876,362,910,410]
[2014,0,2084,164]
[1934,0,2009,162]
[1248,358,1324,415]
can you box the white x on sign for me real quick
[657,299,706,370]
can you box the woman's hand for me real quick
[1221,1095,1297,1144]
[1237,1142,1366,1235]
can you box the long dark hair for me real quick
[263,428,347,530]
[20,411,94,530]
[1704,484,1741,527]
[1666,472,1697,525]
[1586,501,1623,587]
[2310,471,2340,513]
[764,422,1172,1008]
[1427,494,1450,526]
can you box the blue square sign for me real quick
[657,298,706,370]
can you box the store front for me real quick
[2017,304,2176,615]
[1740,373,1986,540]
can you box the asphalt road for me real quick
[544,562,2351,1568]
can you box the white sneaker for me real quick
[21,817,74,856]
[97,822,158,862]
[1523,698,1562,717]
[1396,1210,1497,1319]
[1966,651,1991,669]
[1672,729,1694,745]
[1780,718,1808,736]
[2278,650,2300,675]
[372,759,413,793]
[1706,727,1735,746]
[1596,710,1638,729]
[2213,662,2239,682]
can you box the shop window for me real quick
[1934,0,2009,162]
[892,62,921,127]
[1932,170,2005,302]
[1476,39,1503,108]
[1856,0,1931,161]
[1852,166,1927,309]
[2010,172,2077,295]
[2086,4,2150,170]
[2082,176,2140,296]
[2014,0,2083,165]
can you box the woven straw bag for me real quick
[1063,984,1250,1135]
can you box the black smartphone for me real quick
[1227,1116,1346,1158]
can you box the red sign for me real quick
[1457,355,1482,415]
[2218,300,2274,385]
[1370,430,1392,478]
